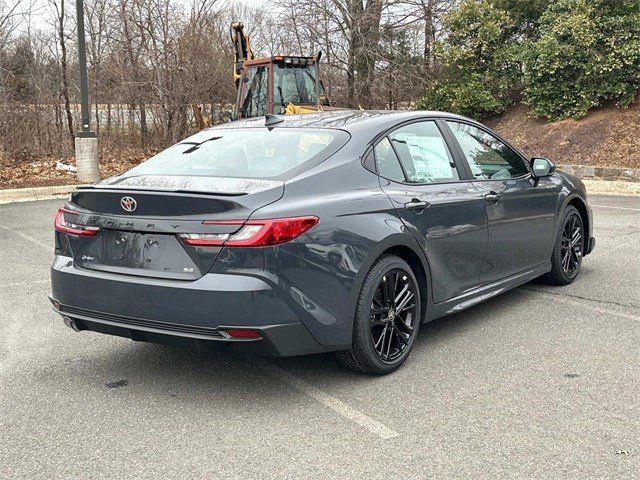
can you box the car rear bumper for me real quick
[50,255,334,356]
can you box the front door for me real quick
[374,120,489,304]
[445,121,559,285]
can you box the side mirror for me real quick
[531,157,556,178]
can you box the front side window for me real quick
[126,128,346,179]
[446,121,529,180]
[388,121,458,184]
[240,66,268,118]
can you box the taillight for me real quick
[177,233,229,246]
[178,216,318,247]
[54,208,100,236]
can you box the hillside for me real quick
[485,98,640,169]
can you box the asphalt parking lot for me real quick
[0,195,638,479]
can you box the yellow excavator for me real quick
[230,22,333,119]
[193,22,334,129]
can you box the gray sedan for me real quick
[50,110,595,374]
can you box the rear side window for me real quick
[126,128,348,179]
[374,137,405,182]
[388,121,459,184]
[447,121,529,179]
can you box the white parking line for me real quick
[591,204,640,212]
[523,290,640,322]
[0,226,50,250]
[262,363,400,440]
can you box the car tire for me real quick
[338,254,421,375]
[542,205,585,286]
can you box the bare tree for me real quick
[0,0,26,51]
[274,0,448,108]
[50,0,75,148]
[85,0,113,135]
[2,0,459,167]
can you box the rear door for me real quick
[375,119,489,304]
[444,120,559,285]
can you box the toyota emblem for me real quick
[120,196,137,212]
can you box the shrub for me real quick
[417,0,518,118]
[417,73,508,118]
[523,0,640,120]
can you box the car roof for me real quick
[205,109,531,164]
[213,110,476,136]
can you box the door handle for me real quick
[484,191,502,203]
[404,198,430,212]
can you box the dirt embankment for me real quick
[485,98,640,170]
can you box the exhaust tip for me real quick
[62,316,82,332]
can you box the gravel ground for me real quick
[0,196,638,479]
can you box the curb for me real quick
[0,185,77,205]
[558,164,640,181]
[582,179,640,196]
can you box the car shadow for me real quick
[58,285,538,398]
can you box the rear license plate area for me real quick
[76,230,201,280]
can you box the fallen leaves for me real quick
[0,148,157,189]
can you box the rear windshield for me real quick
[126,128,349,179]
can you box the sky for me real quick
[13,0,266,35]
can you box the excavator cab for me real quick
[236,56,329,118]
[231,23,331,119]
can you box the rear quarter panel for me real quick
[210,156,421,347]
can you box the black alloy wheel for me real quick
[560,212,583,276]
[543,205,585,285]
[338,255,421,375]
[370,269,418,362]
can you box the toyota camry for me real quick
[50,111,595,374]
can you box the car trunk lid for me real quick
[63,175,283,280]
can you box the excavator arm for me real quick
[230,22,253,89]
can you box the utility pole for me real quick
[75,0,99,183]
